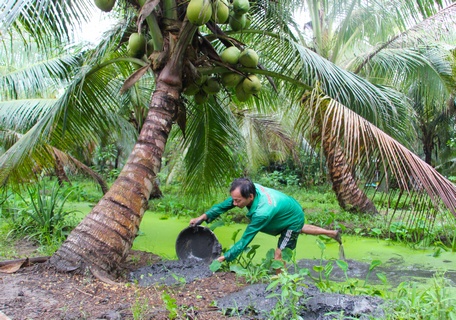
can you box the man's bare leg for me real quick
[274,248,284,274]
[301,224,342,244]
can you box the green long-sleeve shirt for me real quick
[205,184,305,262]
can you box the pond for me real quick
[132,211,456,287]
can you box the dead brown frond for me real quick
[297,90,456,233]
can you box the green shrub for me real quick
[15,180,79,246]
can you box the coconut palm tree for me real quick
[1,0,456,278]
[293,0,456,213]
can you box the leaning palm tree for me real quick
[1,0,456,279]
[294,0,456,213]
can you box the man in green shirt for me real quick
[189,178,341,263]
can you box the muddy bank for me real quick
[217,283,385,319]
[130,259,387,319]
[130,256,456,319]
[295,258,456,287]
[130,259,213,286]
[130,256,456,288]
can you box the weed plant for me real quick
[131,291,149,320]
[161,291,178,320]
[0,179,79,252]
[222,240,456,319]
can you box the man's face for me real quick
[231,187,254,208]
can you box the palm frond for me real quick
[0,59,142,186]
[224,25,411,139]
[297,91,456,232]
[351,3,456,75]
[1,0,92,47]
[0,50,82,100]
[0,5,151,187]
[238,112,298,172]
[180,96,243,199]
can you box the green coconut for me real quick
[183,82,200,96]
[187,0,212,26]
[232,0,250,14]
[235,82,252,102]
[195,74,208,85]
[239,48,259,67]
[194,91,209,104]
[127,33,147,58]
[242,74,261,94]
[221,72,244,87]
[220,46,241,65]
[244,13,251,29]
[202,77,221,94]
[94,0,116,12]
[211,0,230,24]
[229,13,246,31]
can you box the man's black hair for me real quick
[230,178,256,198]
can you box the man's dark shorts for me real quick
[278,229,300,250]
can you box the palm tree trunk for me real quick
[304,94,378,215]
[49,22,197,278]
[322,134,378,214]
[49,88,178,277]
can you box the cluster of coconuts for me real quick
[184,46,261,104]
[126,33,155,58]
[220,46,261,102]
[185,0,261,103]
[184,75,222,104]
[186,0,251,31]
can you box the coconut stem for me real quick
[163,0,178,20]
[145,14,164,51]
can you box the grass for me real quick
[1,175,456,319]
[1,175,455,257]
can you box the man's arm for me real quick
[204,197,235,222]
[223,215,270,262]
[189,197,235,226]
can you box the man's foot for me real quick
[334,230,342,244]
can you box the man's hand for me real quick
[217,256,225,262]
[189,213,207,226]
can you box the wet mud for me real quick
[217,283,385,319]
[130,259,213,286]
[130,256,456,319]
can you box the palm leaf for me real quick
[179,96,243,199]
[297,90,456,231]
[1,0,92,47]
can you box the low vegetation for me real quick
[1,172,456,319]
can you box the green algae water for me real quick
[132,212,456,274]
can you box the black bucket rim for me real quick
[175,225,222,263]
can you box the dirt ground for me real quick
[0,243,245,320]
[0,241,402,320]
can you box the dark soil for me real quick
[5,240,450,320]
[0,248,243,320]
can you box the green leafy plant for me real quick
[390,274,456,319]
[18,180,78,245]
[364,260,382,287]
[369,227,382,240]
[161,291,179,320]
[131,292,149,320]
[171,273,187,286]
[266,268,308,319]
[230,248,278,283]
